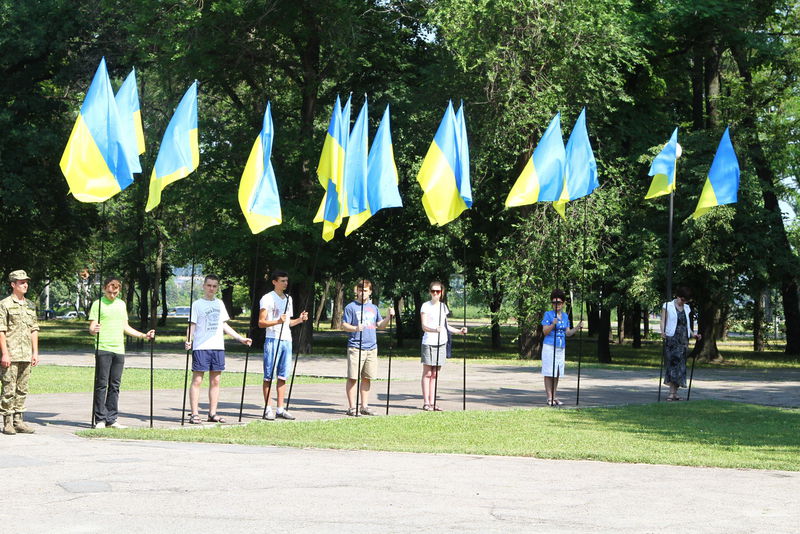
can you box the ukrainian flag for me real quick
[344,98,370,236]
[417,101,472,226]
[505,113,565,208]
[645,128,678,199]
[239,102,282,233]
[314,95,350,241]
[59,57,134,203]
[692,128,740,219]
[554,108,598,218]
[145,81,199,212]
[115,68,145,174]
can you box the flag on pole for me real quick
[59,57,134,203]
[314,95,351,241]
[145,81,199,212]
[345,104,403,236]
[692,127,740,219]
[554,108,598,218]
[114,68,145,174]
[238,101,282,233]
[505,113,566,208]
[645,127,678,199]
[416,100,472,226]
[344,98,370,236]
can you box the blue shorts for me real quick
[192,350,225,372]
[263,338,291,381]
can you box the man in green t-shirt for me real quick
[88,277,154,429]
[0,270,40,435]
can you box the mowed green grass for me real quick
[80,400,800,471]
[28,365,337,394]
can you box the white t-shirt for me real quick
[421,300,450,346]
[260,291,293,341]
[191,298,230,351]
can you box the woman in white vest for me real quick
[660,287,701,401]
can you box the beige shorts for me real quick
[347,346,378,380]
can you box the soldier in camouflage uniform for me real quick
[0,270,39,434]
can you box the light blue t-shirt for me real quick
[343,301,382,350]
[542,309,570,348]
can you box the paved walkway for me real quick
[2,350,798,532]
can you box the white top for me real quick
[190,298,230,351]
[662,300,693,337]
[421,300,450,346]
[260,291,293,341]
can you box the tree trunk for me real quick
[293,282,313,354]
[693,303,722,362]
[704,44,721,129]
[753,290,766,352]
[330,279,344,330]
[596,306,612,363]
[221,285,234,318]
[412,291,423,340]
[632,302,642,349]
[393,296,404,348]
[249,276,269,350]
[642,307,650,338]
[314,278,331,329]
[489,274,502,349]
[519,323,542,360]
[616,307,624,344]
[587,301,599,336]
[691,43,705,130]
[149,238,163,332]
[159,264,168,326]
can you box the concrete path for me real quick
[1,350,798,533]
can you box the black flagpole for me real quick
[262,286,292,419]
[385,301,393,415]
[576,200,588,405]
[238,240,261,422]
[91,203,107,428]
[658,190,674,402]
[180,258,196,426]
[432,299,444,411]
[462,245,467,411]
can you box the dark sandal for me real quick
[188,414,202,425]
[207,414,226,423]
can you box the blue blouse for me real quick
[542,310,570,348]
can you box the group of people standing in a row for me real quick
[0,268,699,433]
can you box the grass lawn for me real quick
[28,365,337,394]
[38,319,800,369]
[79,400,800,471]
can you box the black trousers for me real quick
[93,350,125,423]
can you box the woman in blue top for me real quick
[541,289,581,406]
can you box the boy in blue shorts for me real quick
[185,274,252,424]
[258,270,308,421]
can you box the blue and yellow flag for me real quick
[59,57,134,203]
[345,104,403,236]
[145,81,199,212]
[645,128,678,199]
[417,100,472,226]
[692,128,740,219]
[505,113,565,208]
[554,108,598,218]
[238,102,281,233]
[344,98,370,236]
[114,68,145,174]
[314,95,351,241]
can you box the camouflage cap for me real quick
[8,270,30,282]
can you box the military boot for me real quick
[12,413,34,434]
[2,415,16,435]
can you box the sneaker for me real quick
[263,409,276,421]
[277,410,295,420]
[93,421,106,429]
[360,406,376,416]
[108,421,128,429]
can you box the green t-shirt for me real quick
[89,297,128,354]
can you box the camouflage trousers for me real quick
[1,362,31,415]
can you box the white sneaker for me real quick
[263,408,276,421]
[108,421,128,429]
[93,421,106,429]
